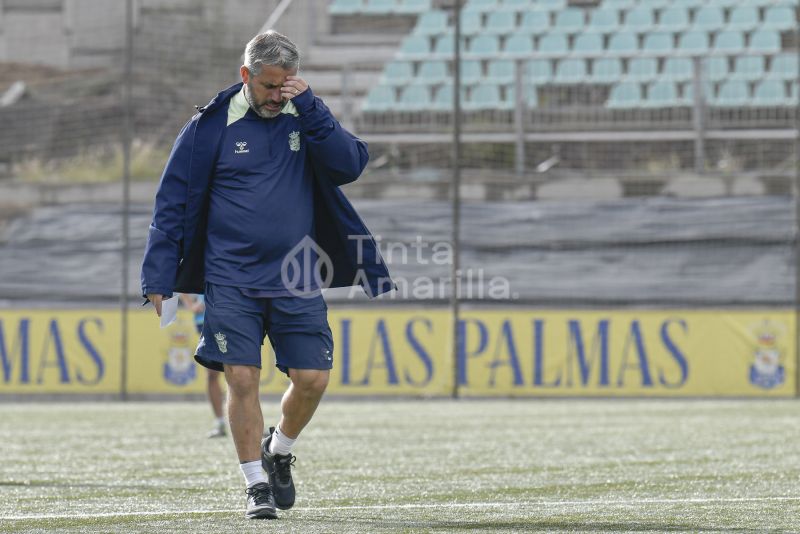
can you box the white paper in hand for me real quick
[160,296,179,328]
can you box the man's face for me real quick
[240,64,297,119]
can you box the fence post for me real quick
[691,56,707,174]
[120,0,134,401]
[450,0,463,399]
[794,28,800,397]
[514,58,526,176]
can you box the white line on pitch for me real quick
[2,496,799,521]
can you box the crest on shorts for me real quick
[289,131,300,152]
[214,332,228,354]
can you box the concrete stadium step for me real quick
[305,44,399,71]
[304,70,380,96]
[314,34,406,48]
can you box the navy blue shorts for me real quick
[195,283,333,376]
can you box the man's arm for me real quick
[283,76,369,186]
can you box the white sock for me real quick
[215,416,226,427]
[239,460,266,488]
[269,426,297,456]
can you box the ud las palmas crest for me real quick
[289,131,300,152]
[164,320,197,386]
[748,319,786,389]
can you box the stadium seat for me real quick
[714,31,745,54]
[601,0,634,10]
[554,8,585,33]
[592,57,623,83]
[398,85,432,111]
[608,32,638,55]
[767,54,799,81]
[683,80,715,103]
[364,0,395,14]
[727,6,760,32]
[396,0,431,13]
[382,61,414,85]
[520,11,550,35]
[587,9,619,33]
[399,35,432,56]
[434,35,467,56]
[504,33,535,56]
[731,56,765,81]
[538,33,569,55]
[714,80,750,107]
[488,59,516,84]
[486,11,516,34]
[790,82,798,103]
[705,56,729,82]
[658,7,689,32]
[432,83,461,110]
[464,0,498,12]
[572,33,604,56]
[677,31,710,54]
[526,58,553,84]
[459,11,484,36]
[416,60,449,84]
[500,0,531,10]
[607,82,643,108]
[670,0,704,6]
[644,81,680,108]
[693,6,725,33]
[330,0,363,15]
[643,32,674,53]
[461,59,484,85]
[763,6,796,31]
[413,11,449,36]
[709,0,745,6]
[623,6,655,32]
[750,30,781,54]
[465,83,504,110]
[626,57,658,82]
[554,58,587,83]
[534,0,567,10]
[468,35,501,55]
[362,85,396,111]
[752,80,789,106]
[662,57,694,82]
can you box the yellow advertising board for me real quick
[0,308,795,397]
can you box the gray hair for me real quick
[243,31,300,74]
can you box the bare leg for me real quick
[224,364,263,462]
[276,369,329,439]
[207,369,224,419]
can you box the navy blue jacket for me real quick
[141,82,394,299]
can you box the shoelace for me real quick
[274,455,296,485]
[245,483,273,505]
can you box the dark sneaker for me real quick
[261,427,296,510]
[244,482,277,519]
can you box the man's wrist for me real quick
[292,86,315,114]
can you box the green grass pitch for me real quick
[1,400,799,533]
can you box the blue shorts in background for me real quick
[195,282,333,376]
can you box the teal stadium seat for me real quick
[683,80,715,103]
[623,6,655,33]
[468,35,501,55]
[670,0,704,7]
[791,82,798,103]
[330,0,362,14]
[434,35,467,55]
[488,59,516,85]
[601,0,634,9]
[592,58,623,83]
[708,0,744,7]
[752,80,789,106]
[643,32,673,53]
[645,81,680,108]
[459,11,484,36]
[662,57,693,82]
[416,60,449,84]
[400,35,431,57]
[466,83,504,110]
[714,80,750,107]
[500,0,531,10]
[398,85,432,111]
[714,31,745,54]
[554,8,585,33]
[705,56,729,82]
[413,11,449,36]
[732,56,765,81]
[464,0,498,12]
[573,33,604,56]
[638,0,669,8]
[607,82,643,108]
[763,6,796,31]
[486,11,517,35]
[538,33,569,55]
[382,61,414,85]
[504,33,535,56]
[750,30,781,54]
[363,85,396,111]
[396,0,431,13]
[527,58,553,84]
[693,6,725,33]
[727,6,759,32]
[433,84,465,110]
[554,58,587,83]
[608,32,638,55]
[534,0,567,10]
[520,11,550,35]
[364,0,395,14]
[626,57,658,82]
[461,60,484,85]
[658,7,689,32]
[768,54,799,81]
[587,9,620,33]
[677,31,710,54]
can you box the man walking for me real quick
[141,31,393,519]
